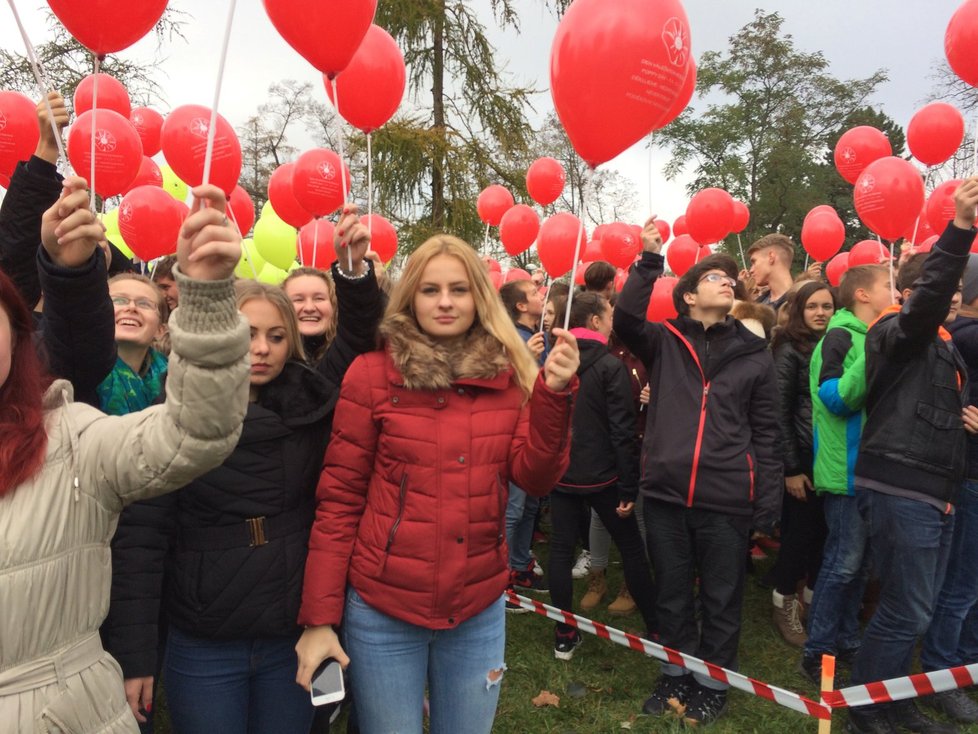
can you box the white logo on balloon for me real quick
[860,175,875,194]
[842,147,857,164]
[662,18,690,68]
[0,111,7,132]
[318,161,336,180]
[95,130,117,153]
[190,118,209,138]
[119,201,133,224]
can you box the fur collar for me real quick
[380,312,512,390]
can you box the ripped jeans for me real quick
[342,587,505,734]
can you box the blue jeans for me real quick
[342,587,505,734]
[803,493,870,658]
[505,482,538,571]
[851,490,955,692]
[163,626,313,734]
[921,480,978,671]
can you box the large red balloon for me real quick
[673,214,688,237]
[0,91,40,177]
[298,219,337,269]
[538,212,586,278]
[654,219,671,243]
[601,222,641,269]
[499,204,540,257]
[47,0,168,55]
[804,205,838,224]
[293,149,349,218]
[946,0,978,87]
[67,109,142,198]
[526,157,566,206]
[801,211,845,262]
[228,185,256,236]
[263,0,377,78]
[853,156,925,241]
[926,179,962,236]
[666,234,700,276]
[825,252,850,287]
[686,188,735,245]
[130,107,164,157]
[363,214,398,264]
[118,185,184,261]
[848,239,892,267]
[324,24,405,133]
[656,57,697,131]
[161,105,242,195]
[915,235,939,254]
[647,276,679,322]
[907,103,965,166]
[731,201,750,233]
[268,163,313,228]
[122,156,162,195]
[74,73,130,118]
[583,239,604,263]
[477,185,514,226]
[550,0,692,167]
[834,126,892,185]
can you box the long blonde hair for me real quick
[234,281,306,363]
[384,235,539,397]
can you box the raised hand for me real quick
[640,215,663,254]
[334,203,370,276]
[178,185,242,281]
[35,91,69,164]
[543,328,580,391]
[954,177,978,230]
[41,177,105,268]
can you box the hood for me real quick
[257,360,334,427]
[577,338,609,374]
[826,308,867,335]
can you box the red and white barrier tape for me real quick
[505,591,832,720]
[823,663,978,709]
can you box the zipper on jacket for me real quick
[384,474,409,557]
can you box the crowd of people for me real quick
[1,92,978,734]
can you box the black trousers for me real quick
[548,486,657,634]
[770,488,827,595]
[643,498,752,675]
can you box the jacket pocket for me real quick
[382,474,409,565]
[908,402,964,469]
[38,670,130,733]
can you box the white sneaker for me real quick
[572,550,591,579]
[532,563,544,577]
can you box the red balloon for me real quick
[538,212,586,278]
[601,222,641,268]
[647,276,679,322]
[908,103,965,166]
[853,156,925,241]
[489,270,504,291]
[834,126,892,185]
[731,201,750,233]
[123,156,162,194]
[526,156,566,206]
[592,224,608,242]
[666,234,700,276]
[74,73,130,118]
[485,257,501,273]
[118,185,184,261]
[506,268,532,283]
[825,252,850,287]
[67,109,142,198]
[654,219,671,243]
[915,235,939,254]
[293,149,349,218]
[0,173,9,189]
[130,107,164,157]
[926,179,962,236]
[656,57,697,130]
[614,268,628,293]
[848,239,892,267]
[477,185,514,226]
[323,24,405,133]
[904,208,935,245]
[686,187,735,245]
[263,0,377,77]
[48,0,168,55]
[298,219,337,269]
[228,185,256,236]
[804,205,837,224]
[363,214,398,264]
[697,245,712,262]
[801,211,845,261]
[0,91,40,177]
[583,239,604,262]
[161,105,242,195]
[673,214,688,237]
[550,0,693,167]
[946,0,978,87]
[499,204,540,257]
[268,163,313,228]
[574,260,591,286]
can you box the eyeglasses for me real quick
[697,273,737,288]
[111,295,158,312]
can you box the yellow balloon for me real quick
[100,209,133,258]
[253,214,297,270]
[160,164,189,203]
[235,238,266,279]
[257,262,289,285]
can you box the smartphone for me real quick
[310,657,346,706]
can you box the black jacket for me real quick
[613,251,783,532]
[857,223,974,505]
[555,335,638,501]
[948,314,978,478]
[774,340,815,477]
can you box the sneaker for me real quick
[505,587,528,614]
[925,690,978,724]
[642,673,694,715]
[571,550,592,579]
[887,700,959,733]
[848,706,898,734]
[580,569,607,610]
[772,592,807,647]
[511,566,548,594]
[682,681,728,725]
[608,585,637,616]
[554,627,583,661]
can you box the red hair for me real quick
[0,269,51,496]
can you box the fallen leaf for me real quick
[619,722,633,730]
[532,690,561,708]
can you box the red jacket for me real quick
[299,342,577,630]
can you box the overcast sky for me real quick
[0,0,968,228]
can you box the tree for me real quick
[655,10,889,263]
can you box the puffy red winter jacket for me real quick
[298,348,577,630]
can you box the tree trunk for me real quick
[431,2,446,229]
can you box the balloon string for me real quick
[879,233,896,305]
[909,214,921,254]
[201,0,238,188]
[539,274,551,335]
[5,0,68,164]
[736,233,747,271]
[328,75,353,272]
[367,133,373,229]
[89,54,100,212]
[973,111,978,177]
[312,218,320,269]
[563,166,594,331]
[647,140,653,214]
[227,203,257,278]
[804,253,810,272]
[483,222,490,253]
